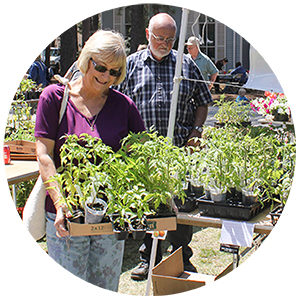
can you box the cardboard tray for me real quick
[196,196,270,221]
[4,140,37,160]
[152,247,233,295]
[67,216,177,236]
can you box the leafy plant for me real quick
[10,179,37,218]
[214,94,253,125]
[48,134,114,214]
[5,99,35,142]
[14,78,41,101]
[5,79,39,142]
[118,131,188,211]
[49,131,188,230]
[190,125,295,206]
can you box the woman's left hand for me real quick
[54,206,70,238]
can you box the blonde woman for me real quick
[35,30,145,291]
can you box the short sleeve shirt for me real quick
[117,48,212,146]
[35,84,146,212]
[191,52,218,82]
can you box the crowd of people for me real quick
[33,12,249,292]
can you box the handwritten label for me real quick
[90,225,105,232]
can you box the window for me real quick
[187,12,226,63]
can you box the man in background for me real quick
[27,55,50,87]
[186,36,218,91]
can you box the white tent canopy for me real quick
[243,45,284,93]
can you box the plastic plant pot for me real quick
[210,189,227,203]
[114,230,129,240]
[84,197,108,224]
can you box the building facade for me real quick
[101,5,250,71]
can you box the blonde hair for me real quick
[77,30,127,85]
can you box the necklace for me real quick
[86,112,100,131]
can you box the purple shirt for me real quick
[35,84,146,213]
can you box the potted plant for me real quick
[185,146,204,198]
[200,126,239,202]
[259,132,296,207]
[250,91,291,122]
[213,95,253,127]
[47,134,114,223]
[233,126,291,207]
[83,182,108,224]
[13,78,44,100]
[49,130,187,237]
[116,130,188,216]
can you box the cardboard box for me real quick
[4,140,37,160]
[67,216,177,237]
[152,247,233,296]
[145,216,177,231]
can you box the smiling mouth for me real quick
[95,77,107,85]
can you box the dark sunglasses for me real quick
[90,58,121,77]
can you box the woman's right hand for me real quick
[54,205,70,238]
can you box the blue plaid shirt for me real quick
[118,48,212,146]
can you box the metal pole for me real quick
[167,8,189,142]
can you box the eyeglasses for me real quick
[149,31,176,44]
[90,58,121,77]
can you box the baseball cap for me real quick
[185,36,200,46]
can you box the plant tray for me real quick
[67,216,177,237]
[195,196,271,221]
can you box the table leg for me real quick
[12,184,17,206]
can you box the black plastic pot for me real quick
[68,210,85,224]
[196,196,271,221]
[174,195,197,212]
[273,112,289,122]
[114,230,129,240]
[190,185,204,198]
[110,214,130,240]
[131,230,147,240]
[226,187,242,203]
[242,189,258,206]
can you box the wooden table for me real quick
[5,160,39,205]
[177,207,274,235]
[6,160,39,185]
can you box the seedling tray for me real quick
[195,196,270,221]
